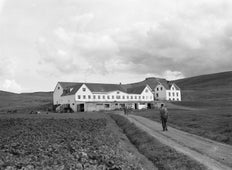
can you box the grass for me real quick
[0,113,148,170]
[111,114,206,170]
[0,91,53,114]
[132,106,232,145]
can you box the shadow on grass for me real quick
[111,114,206,170]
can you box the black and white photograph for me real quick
[0,0,232,169]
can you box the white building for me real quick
[155,83,181,101]
[125,77,181,101]
[53,82,154,112]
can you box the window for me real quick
[131,96,133,99]
[72,103,74,105]
[138,96,141,99]
[93,95,96,99]
[98,95,101,99]
[107,95,110,99]
[135,96,137,99]
[112,95,114,99]
[173,98,175,101]
[161,87,163,91]
[58,87,60,90]
[127,96,129,99]
[142,96,145,99]
[83,95,86,99]
[172,87,174,90]
[105,104,110,108]
[145,89,148,93]
[117,91,120,94]
[82,88,86,92]
[176,92,179,96]
[116,95,120,99]
[156,93,159,97]
[88,95,91,99]
[173,92,175,96]
[103,95,105,99]
[169,92,171,96]
[150,96,153,99]
[78,95,81,99]
[157,87,159,91]
[122,96,125,99]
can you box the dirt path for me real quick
[126,114,232,170]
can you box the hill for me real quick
[174,71,232,107]
[0,90,53,113]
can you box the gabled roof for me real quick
[59,82,127,96]
[170,83,180,90]
[86,83,126,93]
[57,77,180,96]
[124,77,168,90]
[126,85,147,94]
[58,82,80,89]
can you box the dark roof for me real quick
[86,83,126,93]
[58,82,80,89]
[126,85,147,94]
[123,77,167,90]
[58,77,180,96]
[59,82,127,96]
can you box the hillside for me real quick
[174,71,232,90]
[174,71,232,107]
[0,90,52,113]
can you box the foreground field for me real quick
[0,112,154,170]
[132,106,232,145]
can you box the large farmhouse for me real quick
[126,77,181,101]
[53,77,181,112]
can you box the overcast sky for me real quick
[0,0,232,93]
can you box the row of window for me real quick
[156,87,163,91]
[169,98,180,101]
[77,95,153,100]
[169,92,179,97]
[157,87,176,91]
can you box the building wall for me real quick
[166,85,181,101]
[154,84,167,100]
[140,86,154,101]
[53,83,64,105]
[75,84,93,101]
[74,85,153,103]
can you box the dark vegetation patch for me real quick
[111,114,206,170]
[132,108,232,145]
[0,118,143,170]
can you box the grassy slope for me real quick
[174,71,232,107]
[0,90,53,113]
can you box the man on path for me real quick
[159,103,168,131]
[123,106,128,116]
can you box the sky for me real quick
[0,0,232,93]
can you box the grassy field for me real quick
[111,114,206,170]
[0,91,52,114]
[132,106,232,145]
[0,112,155,170]
[174,71,232,107]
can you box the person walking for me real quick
[159,103,168,131]
[123,106,128,116]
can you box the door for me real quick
[77,104,85,112]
